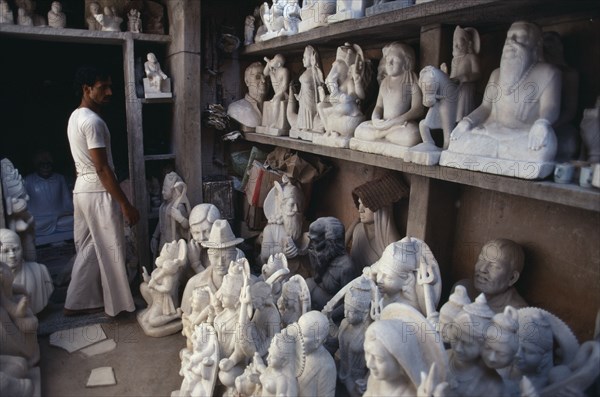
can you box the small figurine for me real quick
[47,1,66,28]
[151,172,190,261]
[288,45,325,141]
[94,6,123,32]
[259,252,290,305]
[256,54,291,136]
[17,7,32,26]
[256,0,299,41]
[481,305,519,374]
[298,0,336,33]
[279,0,300,37]
[0,0,14,24]
[227,62,267,132]
[316,42,370,148]
[243,15,255,45]
[253,333,299,396]
[86,1,102,30]
[127,8,142,33]
[177,323,219,397]
[143,52,172,98]
[448,26,481,121]
[328,0,370,23]
[186,203,221,274]
[277,274,311,327]
[440,21,562,179]
[351,42,424,159]
[438,285,470,344]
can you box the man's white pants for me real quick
[65,192,135,316]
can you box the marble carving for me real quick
[227,62,267,132]
[94,6,123,32]
[366,0,415,17]
[440,21,562,179]
[144,53,172,98]
[328,0,369,23]
[298,0,336,32]
[256,54,291,136]
[0,0,14,24]
[127,8,142,33]
[256,0,300,41]
[47,1,66,28]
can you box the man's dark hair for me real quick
[73,65,111,96]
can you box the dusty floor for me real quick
[36,243,186,397]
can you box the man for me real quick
[260,178,307,274]
[64,65,139,317]
[305,217,356,317]
[227,62,267,132]
[440,21,561,178]
[456,238,527,313]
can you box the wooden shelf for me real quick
[141,97,175,104]
[144,153,176,161]
[243,133,600,213]
[242,0,599,56]
[0,24,170,44]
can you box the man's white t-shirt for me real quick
[67,107,115,193]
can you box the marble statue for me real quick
[543,31,580,162]
[366,0,415,17]
[180,219,244,317]
[0,229,53,315]
[363,303,447,397]
[256,0,300,41]
[260,177,307,274]
[127,8,142,33]
[481,305,519,372]
[259,252,290,305]
[0,0,14,24]
[438,285,470,344]
[351,42,424,159]
[138,239,187,337]
[1,159,36,262]
[0,355,37,397]
[405,65,459,165]
[347,173,406,272]
[298,0,336,32]
[17,7,33,26]
[328,0,369,23]
[370,237,442,322]
[144,52,172,98]
[227,62,267,132]
[15,0,45,25]
[94,6,123,32]
[86,1,102,30]
[186,203,221,276]
[336,277,373,397]
[277,274,310,327]
[446,295,505,397]
[256,54,291,136]
[181,287,207,350]
[244,15,255,45]
[315,42,370,148]
[47,1,65,28]
[440,21,562,179]
[447,26,481,122]
[305,217,356,318]
[177,323,219,397]
[580,97,600,163]
[0,261,40,367]
[24,150,74,243]
[279,0,300,37]
[247,281,282,358]
[455,238,527,314]
[248,333,299,397]
[288,45,325,141]
[151,172,190,260]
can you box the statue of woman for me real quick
[254,333,299,397]
[447,26,481,121]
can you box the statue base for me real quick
[405,142,442,165]
[143,78,172,98]
[137,309,183,337]
[366,0,415,16]
[256,125,289,136]
[299,1,336,32]
[313,133,350,148]
[289,128,316,141]
[349,137,411,159]
[256,31,278,42]
[327,9,364,24]
[439,151,555,179]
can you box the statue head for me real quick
[344,277,372,325]
[147,52,158,63]
[267,332,295,369]
[302,45,319,68]
[250,281,272,310]
[297,310,329,354]
[336,43,357,66]
[453,26,480,57]
[501,21,543,78]
[51,1,61,12]
[262,252,288,280]
[0,228,24,273]
[516,309,554,374]
[373,238,417,298]
[382,42,415,77]
[244,62,267,103]
[201,219,243,276]
[449,294,495,363]
[482,305,520,369]
[216,259,245,309]
[89,1,100,14]
[307,217,346,275]
[473,238,524,297]
[439,285,471,344]
[32,150,54,179]
[278,275,308,326]
[189,203,221,243]
[161,171,183,201]
[357,198,375,225]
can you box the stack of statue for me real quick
[181,220,244,318]
[24,150,73,243]
[440,21,562,179]
[144,52,172,98]
[315,42,370,148]
[580,97,600,163]
[347,172,407,272]
[260,177,308,274]
[366,0,416,17]
[47,1,66,28]
[0,0,14,24]
[298,0,336,32]
[86,1,102,30]
[127,8,142,33]
[363,303,447,396]
[445,294,505,397]
[369,237,442,322]
[227,62,267,133]
[0,229,53,315]
[350,42,424,159]
[256,54,291,136]
[93,5,123,32]
[151,172,190,261]
[287,45,325,141]
[305,217,356,319]
[243,15,255,45]
[256,0,300,41]
[543,31,580,162]
[454,238,527,314]
[328,0,369,23]
[138,240,187,337]
[15,0,46,26]
[277,274,310,327]
[1,158,36,262]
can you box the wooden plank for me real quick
[406,174,431,239]
[243,133,600,212]
[140,97,175,104]
[0,25,170,44]
[144,154,176,161]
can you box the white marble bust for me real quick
[227,62,267,132]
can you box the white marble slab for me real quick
[49,324,107,353]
